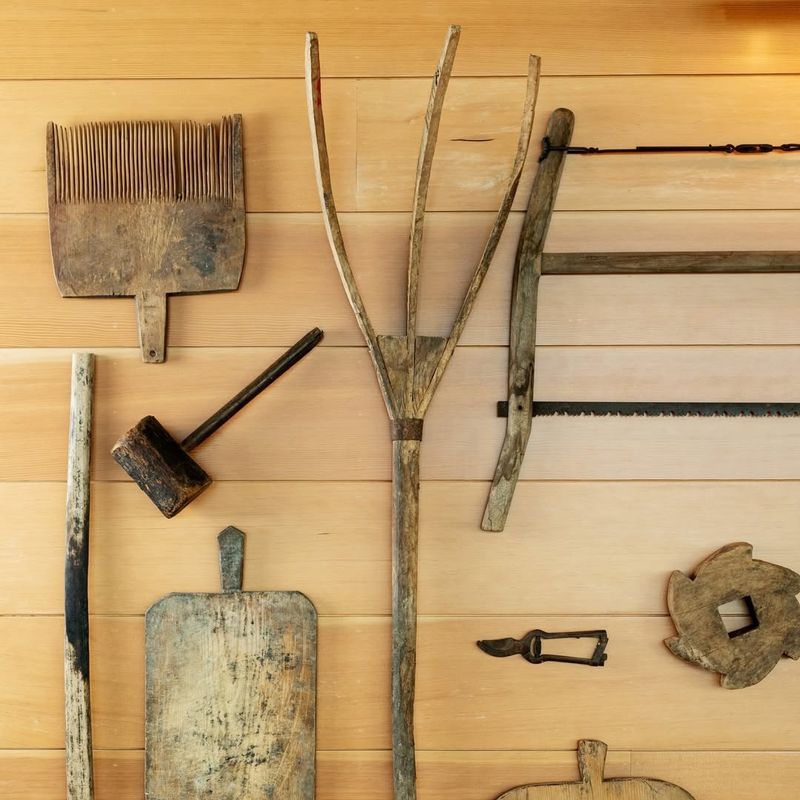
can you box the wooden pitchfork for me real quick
[305,26,540,799]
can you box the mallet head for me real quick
[112,415,211,518]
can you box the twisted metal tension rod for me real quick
[540,139,800,160]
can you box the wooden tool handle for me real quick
[391,438,421,800]
[218,526,245,592]
[136,291,167,364]
[65,353,96,800]
[482,108,574,532]
[577,740,608,788]
[181,327,324,451]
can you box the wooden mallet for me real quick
[112,327,323,517]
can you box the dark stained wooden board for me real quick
[145,589,316,799]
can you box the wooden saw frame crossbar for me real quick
[483,106,800,531]
[306,25,540,800]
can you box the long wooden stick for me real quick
[305,30,540,799]
[482,109,574,531]
[417,55,541,416]
[406,25,461,409]
[64,352,96,800]
[305,32,397,419]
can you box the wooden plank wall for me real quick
[2,1,800,797]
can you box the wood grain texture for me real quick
[0,80,355,214]
[0,751,143,800]
[0,748,632,800]
[4,1,800,79]
[631,752,800,800]
[355,75,800,213]
[543,251,800,274]
[5,480,800,617]
[391,438,422,799]
[666,543,800,688]
[6,615,800,752]
[8,749,800,800]
[6,77,800,213]
[111,415,212,518]
[305,34,397,416]
[10,212,800,349]
[307,27,538,798]
[405,25,462,361]
[5,4,800,794]
[496,741,694,799]
[146,590,316,798]
[47,116,245,363]
[64,353,95,800]
[483,108,573,531]
[11,346,800,482]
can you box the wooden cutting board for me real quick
[496,740,695,799]
[145,527,316,799]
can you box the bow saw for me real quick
[482,107,800,532]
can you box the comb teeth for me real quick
[50,116,237,204]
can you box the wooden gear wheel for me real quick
[666,542,800,688]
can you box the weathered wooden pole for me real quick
[64,352,96,800]
[306,28,540,799]
[482,108,574,531]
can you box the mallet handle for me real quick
[181,327,323,451]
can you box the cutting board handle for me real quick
[136,291,167,364]
[218,526,245,592]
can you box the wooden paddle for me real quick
[145,527,317,799]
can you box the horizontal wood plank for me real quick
[3,1,800,79]
[0,751,141,800]
[416,616,800,751]
[631,752,800,800]
[0,80,356,214]
[2,615,800,751]
[357,76,800,213]
[0,212,518,348]
[3,480,800,617]
[0,749,632,800]
[6,212,800,350]
[7,346,800,481]
[7,1,799,792]
[7,748,799,800]
[5,77,800,213]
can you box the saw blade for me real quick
[497,401,800,418]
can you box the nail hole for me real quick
[149,349,157,358]
[717,595,760,638]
